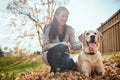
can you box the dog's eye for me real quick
[94,33,97,35]
[86,33,89,35]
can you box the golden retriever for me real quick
[76,30,105,77]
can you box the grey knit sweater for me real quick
[42,24,82,53]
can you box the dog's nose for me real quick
[90,35,95,39]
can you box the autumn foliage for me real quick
[13,59,120,80]
[0,54,120,80]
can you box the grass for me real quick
[103,52,120,60]
[0,55,46,74]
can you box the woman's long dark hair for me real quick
[49,6,69,42]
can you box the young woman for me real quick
[42,6,82,72]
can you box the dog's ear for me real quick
[78,32,85,43]
[98,32,103,42]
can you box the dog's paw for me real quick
[101,70,105,76]
[97,69,105,76]
[82,71,89,77]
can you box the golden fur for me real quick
[77,30,105,77]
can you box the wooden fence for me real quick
[97,9,120,53]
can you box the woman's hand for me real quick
[66,42,71,48]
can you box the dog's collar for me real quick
[85,52,95,55]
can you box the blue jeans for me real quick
[47,44,75,72]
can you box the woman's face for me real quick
[55,10,68,26]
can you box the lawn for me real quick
[0,55,46,79]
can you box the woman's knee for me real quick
[53,44,67,52]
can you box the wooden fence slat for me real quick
[97,9,120,53]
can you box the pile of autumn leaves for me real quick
[14,59,120,80]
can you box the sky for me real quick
[65,0,120,35]
[0,0,120,53]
